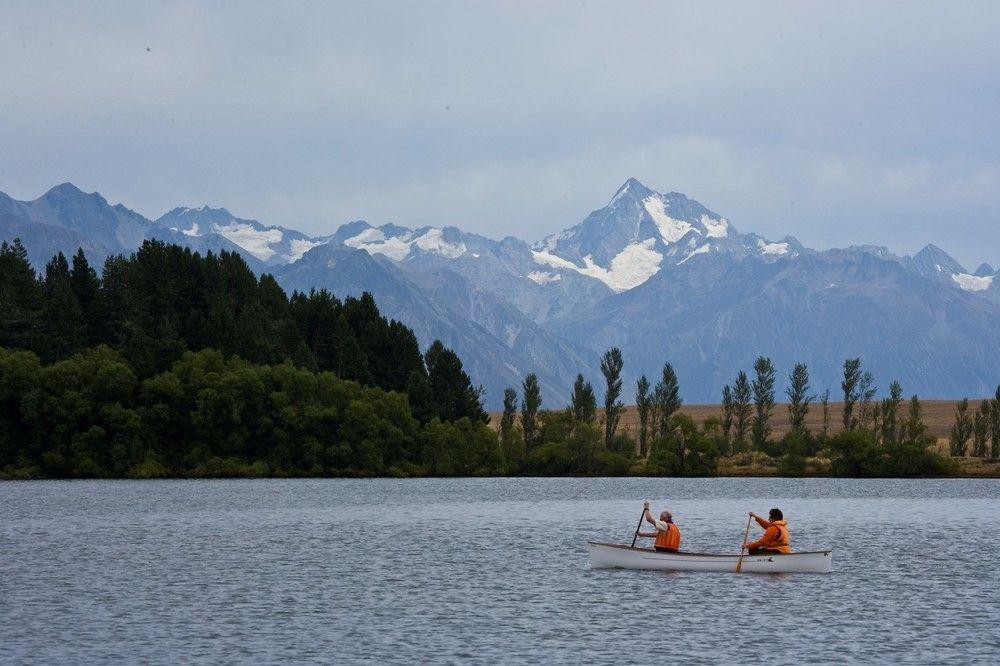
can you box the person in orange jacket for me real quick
[636,500,682,552]
[744,508,791,554]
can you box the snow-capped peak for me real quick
[342,223,467,261]
[155,206,322,264]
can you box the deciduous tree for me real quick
[751,356,775,449]
[635,375,651,458]
[600,348,624,449]
[520,374,541,451]
[570,373,597,426]
[949,398,973,457]
[785,362,814,436]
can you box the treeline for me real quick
[0,347,500,478]
[500,351,994,477]
[2,239,995,479]
[0,239,500,478]
[0,238,487,423]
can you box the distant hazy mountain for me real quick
[2,179,998,407]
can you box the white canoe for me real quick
[588,541,833,574]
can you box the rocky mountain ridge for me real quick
[2,179,997,407]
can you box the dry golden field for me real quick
[490,399,1000,476]
[492,399,991,439]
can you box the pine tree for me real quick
[520,374,542,451]
[425,340,488,423]
[404,370,434,423]
[732,371,752,450]
[600,348,624,449]
[570,373,597,425]
[69,248,100,341]
[332,313,373,385]
[654,362,682,439]
[40,252,83,361]
[0,238,41,350]
[785,362,814,436]
[841,358,862,430]
[751,356,775,449]
[949,398,973,457]
[635,375,651,458]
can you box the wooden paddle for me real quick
[735,513,753,573]
[630,503,648,548]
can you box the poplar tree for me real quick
[635,375,651,457]
[600,348,624,449]
[901,395,927,446]
[990,385,1000,460]
[949,398,972,457]
[654,362,682,438]
[520,374,541,451]
[751,356,776,449]
[570,373,597,425]
[732,371,753,450]
[499,388,518,442]
[857,370,877,430]
[973,400,990,457]
[819,388,831,442]
[841,358,862,430]
[721,384,734,447]
[785,362,814,436]
[880,380,903,447]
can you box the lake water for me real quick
[2,478,999,663]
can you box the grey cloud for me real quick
[1,0,998,267]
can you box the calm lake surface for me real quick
[2,478,999,663]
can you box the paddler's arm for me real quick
[750,512,771,530]
[636,531,658,538]
[643,501,657,527]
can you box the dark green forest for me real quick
[0,239,494,478]
[0,238,988,479]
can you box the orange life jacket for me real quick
[654,522,681,551]
[753,519,791,554]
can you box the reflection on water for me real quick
[2,478,998,663]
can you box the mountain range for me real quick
[2,179,998,408]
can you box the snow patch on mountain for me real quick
[580,239,662,291]
[286,238,323,262]
[412,228,467,258]
[678,244,710,264]
[215,223,284,261]
[952,273,994,292]
[344,228,412,260]
[344,226,466,261]
[532,249,579,270]
[527,270,562,284]
[757,239,789,256]
[534,239,661,291]
[643,195,693,243]
[701,214,729,238]
[168,222,202,237]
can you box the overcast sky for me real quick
[2,1,998,268]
